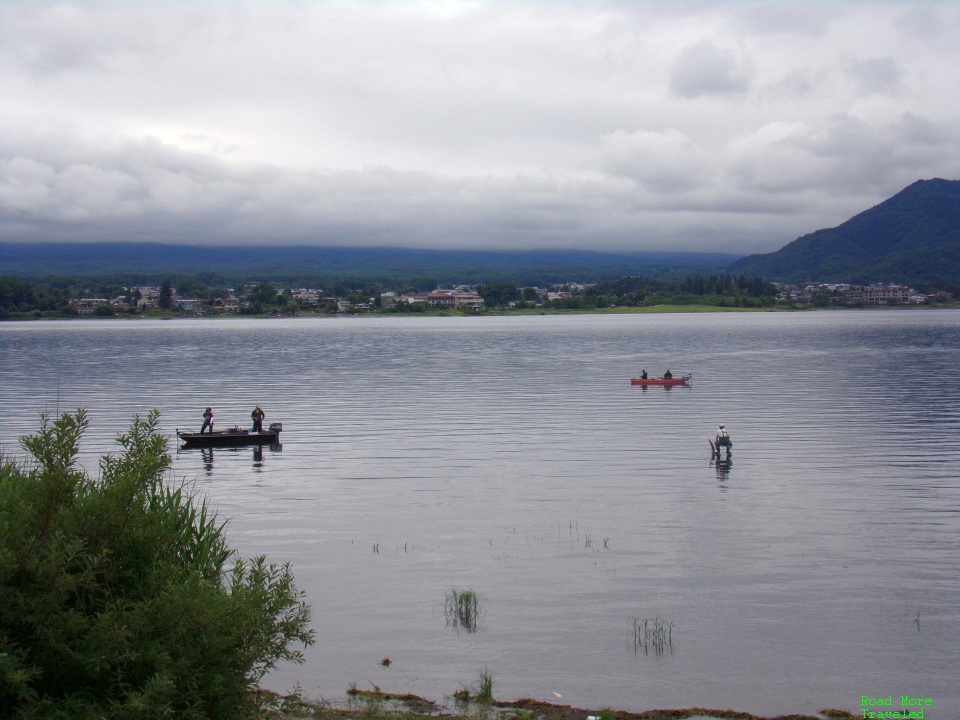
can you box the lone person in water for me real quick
[201,407,214,434]
[716,424,729,444]
[251,405,265,432]
[663,369,673,379]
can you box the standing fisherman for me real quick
[201,407,214,434]
[251,405,265,432]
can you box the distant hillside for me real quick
[0,244,739,286]
[728,178,960,284]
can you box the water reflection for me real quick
[177,444,282,475]
[201,447,214,473]
[711,455,733,481]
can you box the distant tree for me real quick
[0,276,37,310]
[812,290,832,307]
[478,282,520,308]
[158,279,173,309]
[247,283,279,307]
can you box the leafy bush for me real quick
[0,410,314,720]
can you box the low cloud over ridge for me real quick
[2,1,960,254]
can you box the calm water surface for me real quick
[2,311,958,717]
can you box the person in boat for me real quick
[640,369,648,379]
[251,405,265,432]
[201,407,214,434]
[663,369,673,379]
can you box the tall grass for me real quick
[444,588,482,632]
[453,667,494,705]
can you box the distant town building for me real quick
[73,298,109,314]
[845,284,912,305]
[401,292,431,304]
[292,290,322,305]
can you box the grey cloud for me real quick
[670,40,753,98]
[2,1,959,258]
[843,56,901,96]
[725,113,960,197]
[5,3,157,76]
[733,3,831,36]
[0,131,794,253]
[599,128,708,192]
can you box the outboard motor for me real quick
[268,422,283,434]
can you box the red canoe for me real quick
[630,375,691,386]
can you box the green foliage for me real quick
[158,278,173,309]
[444,588,482,632]
[477,281,521,308]
[0,275,37,308]
[0,276,72,314]
[475,667,494,703]
[547,273,777,310]
[453,668,494,705]
[0,410,314,720]
[246,283,279,307]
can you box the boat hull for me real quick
[177,423,283,448]
[630,376,691,386]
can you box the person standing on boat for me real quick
[663,369,673,379]
[201,407,214,434]
[251,405,265,432]
[716,424,729,444]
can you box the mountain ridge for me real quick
[728,178,960,283]
[0,243,740,286]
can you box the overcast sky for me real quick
[2,0,959,255]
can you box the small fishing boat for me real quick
[630,375,691,386]
[177,422,283,447]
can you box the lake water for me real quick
[2,310,959,717]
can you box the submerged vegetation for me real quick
[444,587,483,632]
[0,410,314,719]
[631,616,675,656]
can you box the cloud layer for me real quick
[2,0,959,254]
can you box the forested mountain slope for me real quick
[728,179,960,283]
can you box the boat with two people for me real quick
[179,405,283,448]
[631,369,692,386]
[177,422,283,448]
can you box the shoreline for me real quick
[4,303,958,323]
[261,689,860,720]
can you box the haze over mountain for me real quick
[728,178,960,284]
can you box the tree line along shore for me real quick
[3,273,958,320]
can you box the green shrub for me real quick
[0,409,314,720]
